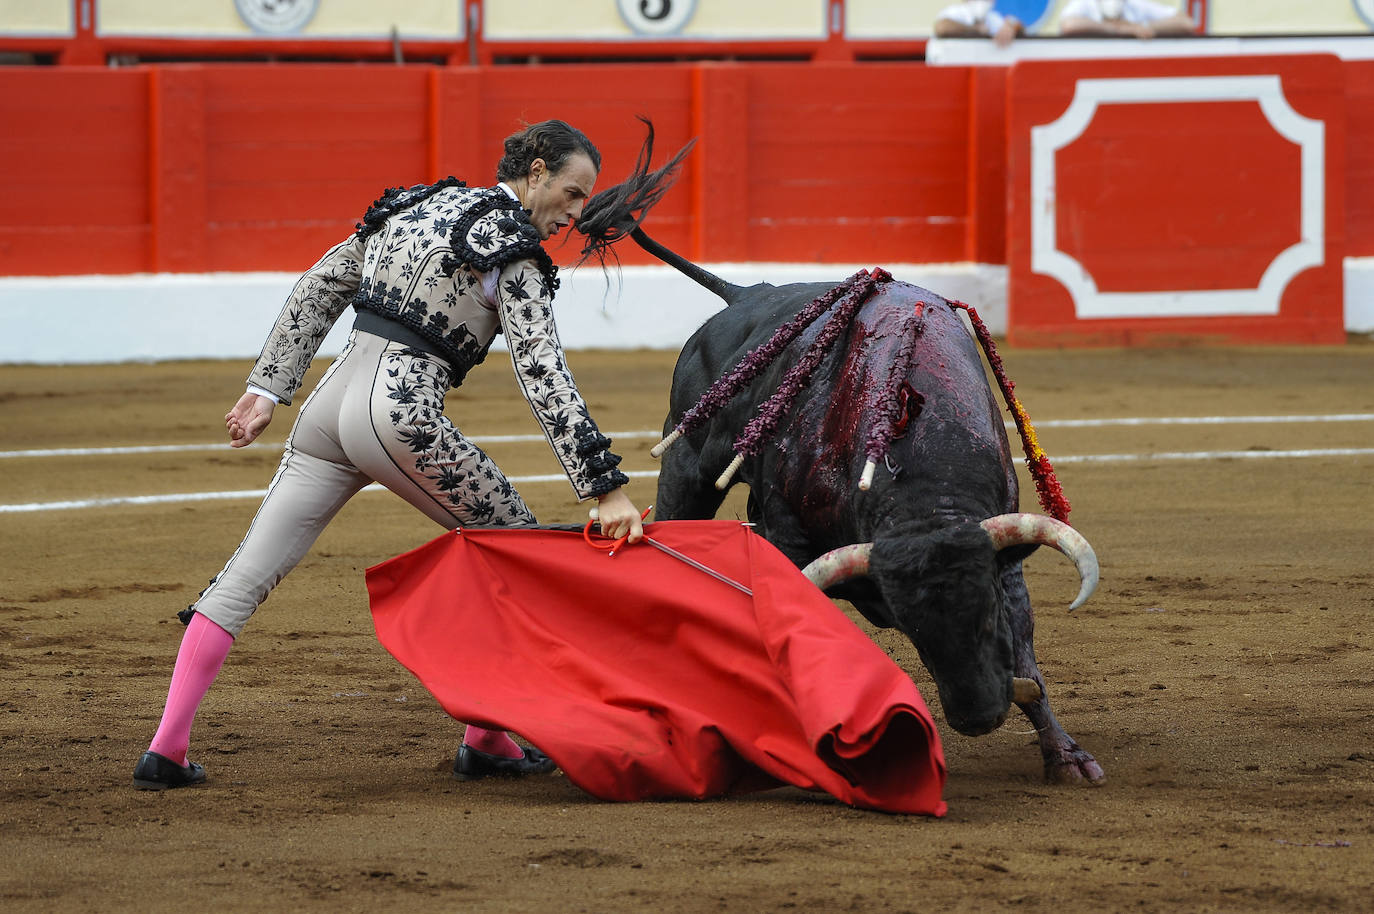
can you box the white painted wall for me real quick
[0,263,1007,365]
[3,258,1366,365]
[1347,257,1374,333]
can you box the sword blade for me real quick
[642,536,753,596]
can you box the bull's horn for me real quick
[1013,677,1042,704]
[801,543,872,590]
[979,514,1099,611]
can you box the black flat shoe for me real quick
[453,744,557,781]
[133,750,207,790]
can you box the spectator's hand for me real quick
[994,16,1021,47]
[1133,22,1155,39]
[226,392,275,448]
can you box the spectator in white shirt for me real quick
[934,1,1025,48]
[1059,0,1197,38]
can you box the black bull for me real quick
[639,234,1104,784]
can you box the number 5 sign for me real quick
[617,0,699,35]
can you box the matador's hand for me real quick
[592,488,645,545]
[226,391,275,448]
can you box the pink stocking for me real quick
[462,725,522,759]
[147,613,234,766]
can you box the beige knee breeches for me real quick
[194,330,534,637]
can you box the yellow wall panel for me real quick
[96,0,460,38]
[97,0,243,35]
[845,0,949,38]
[75,0,1374,44]
[309,0,460,38]
[686,0,825,37]
[0,0,72,36]
[1209,0,1369,34]
[484,0,824,41]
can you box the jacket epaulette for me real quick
[441,188,560,296]
[355,177,468,240]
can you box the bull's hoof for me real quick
[1044,752,1106,785]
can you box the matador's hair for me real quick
[495,120,603,183]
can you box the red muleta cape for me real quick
[365,519,947,815]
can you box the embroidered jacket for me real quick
[246,179,629,500]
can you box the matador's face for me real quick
[523,153,598,241]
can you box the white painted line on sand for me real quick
[2,414,1371,461]
[0,431,663,460]
[1034,413,1374,428]
[1054,447,1374,464]
[3,450,1372,514]
[0,471,663,514]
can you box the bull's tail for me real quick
[575,117,694,269]
[630,227,741,303]
[571,117,741,305]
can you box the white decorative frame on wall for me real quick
[1030,75,1325,319]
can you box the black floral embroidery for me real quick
[504,275,531,302]
[356,177,466,240]
[497,264,629,500]
[250,179,623,501]
[399,204,431,225]
[247,235,366,405]
[398,426,438,452]
[377,347,533,526]
[352,276,492,386]
[439,187,560,296]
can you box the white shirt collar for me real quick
[497,181,520,202]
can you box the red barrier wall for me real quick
[1344,59,1374,258]
[1,68,150,272]
[0,59,1369,283]
[0,62,983,276]
[739,64,972,263]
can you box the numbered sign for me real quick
[616,0,699,36]
[233,0,319,34]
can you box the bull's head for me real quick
[801,514,1098,736]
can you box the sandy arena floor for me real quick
[1,339,1372,912]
